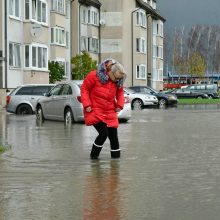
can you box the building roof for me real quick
[136,0,166,22]
[78,0,101,8]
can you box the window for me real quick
[50,84,63,96]
[136,65,147,79]
[88,8,98,25]
[9,0,20,18]
[16,86,53,95]
[51,0,65,14]
[153,21,163,37]
[88,37,99,53]
[136,11,146,27]
[153,68,163,81]
[56,60,66,76]
[25,0,30,19]
[32,86,54,95]
[81,37,88,51]
[82,8,87,23]
[25,0,47,23]
[136,37,146,53]
[16,87,33,95]
[152,1,157,9]
[60,84,72,95]
[24,44,48,69]
[51,27,66,46]
[153,45,163,59]
[9,43,21,68]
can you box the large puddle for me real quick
[1,106,220,220]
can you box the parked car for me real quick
[169,88,209,99]
[36,80,131,124]
[128,86,178,107]
[124,88,158,110]
[183,84,219,99]
[6,84,55,114]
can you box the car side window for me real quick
[16,87,33,95]
[50,85,63,96]
[176,89,182,93]
[60,84,72,95]
[32,86,54,95]
[206,85,213,90]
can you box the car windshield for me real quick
[149,87,159,94]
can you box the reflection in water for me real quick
[83,161,121,220]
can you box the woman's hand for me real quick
[85,106,92,112]
[116,107,121,112]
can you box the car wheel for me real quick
[208,95,213,99]
[36,105,44,122]
[64,108,74,125]
[16,104,32,115]
[132,99,143,110]
[158,99,167,107]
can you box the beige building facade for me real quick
[72,0,165,90]
[99,0,165,89]
[71,0,101,71]
[0,0,165,106]
[0,0,72,106]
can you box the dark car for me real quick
[184,84,219,99]
[169,88,209,99]
[128,86,178,107]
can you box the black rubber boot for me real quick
[111,150,121,159]
[90,144,102,159]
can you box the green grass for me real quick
[0,145,10,154]
[178,98,220,105]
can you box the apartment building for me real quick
[99,0,165,89]
[0,0,165,106]
[71,0,101,69]
[0,0,5,106]
[0,0,71,106]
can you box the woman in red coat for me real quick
[80,58,126,159]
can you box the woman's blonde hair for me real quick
[111,62,127,77]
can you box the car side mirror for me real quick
[44,92,50,97]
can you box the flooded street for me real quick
[1,106,220,220]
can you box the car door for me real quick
[54,84,73,119]
[174,89,189,98]
[42,84,63,119]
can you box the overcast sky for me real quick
[157,0,220,30]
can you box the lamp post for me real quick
[131,8,140,86]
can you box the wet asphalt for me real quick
[1,105,220,220]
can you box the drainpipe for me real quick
[146,14,152,87]
[131,8,140,86]
[4,0,8,90]
[70,0,75,80]
[78,3,82,54]
[98,7,101,64]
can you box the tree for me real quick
[48,61,65,83]
[187,52,206,83]
[71,51,97,79]
[172,27,188,74]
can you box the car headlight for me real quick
[167,95,177,100]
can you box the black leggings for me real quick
[93,122,119,150]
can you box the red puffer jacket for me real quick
[80,70,124,128]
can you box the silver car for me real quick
[6,84,55,114]
[36,80,131,124]
[124,88,158,110]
